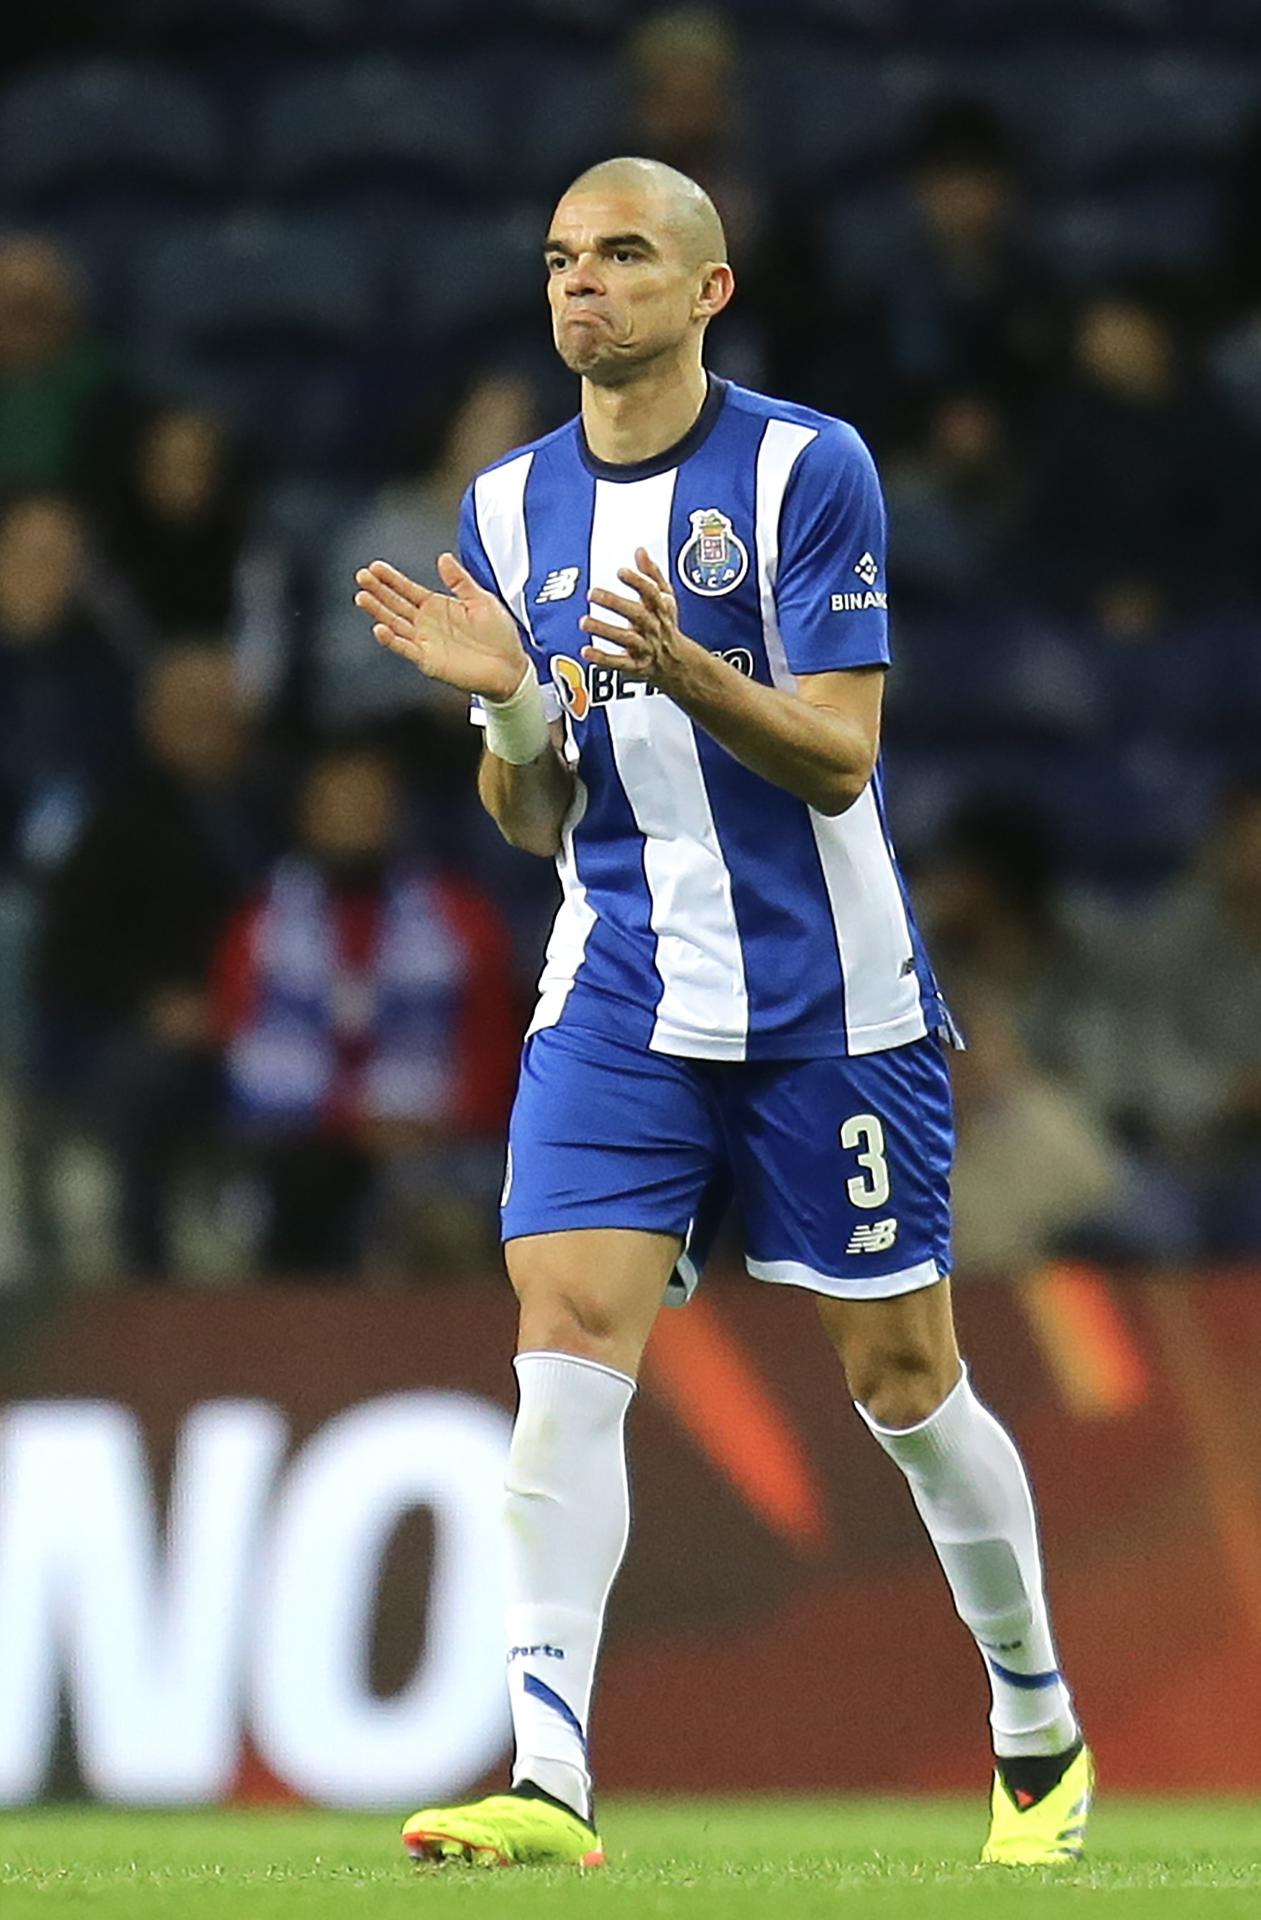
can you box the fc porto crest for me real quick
[676,506,749,597]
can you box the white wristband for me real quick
[482,664,550,765]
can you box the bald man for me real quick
[355,157,1092,1871]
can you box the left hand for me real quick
[579,548,696,694]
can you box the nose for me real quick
[563,251,605,298]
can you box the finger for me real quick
[588,588,648,626]
[581,646,651,680]
[578,614,647,650]
[373,624,424,666]
[620,566,678,626]
[616,566,668,609]
[637,547,671,592]
[355,598,416,651]
[356,572,424,624]
[436,551,489,603]
[353,585,415,633]
[362,560,431,610]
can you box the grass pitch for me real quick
[2,1799,1258,1917]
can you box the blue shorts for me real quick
[502,1024,954,1301]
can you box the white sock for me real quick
[857,1368,1079,1759]
[503,1350,635,1821]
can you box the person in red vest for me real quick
[214,741,519,1276]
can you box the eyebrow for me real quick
[543,232,660,258]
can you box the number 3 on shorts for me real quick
[838,1113,891,1210]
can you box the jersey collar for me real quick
[578,374,728,482]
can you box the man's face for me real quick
[544,186,707,385]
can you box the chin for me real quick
[557,343,644,389]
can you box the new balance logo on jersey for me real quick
[846,1218,898,1254]
[536,566,580,603]
[854,551,879,587]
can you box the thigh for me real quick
[503,1023,722,1250]
[726,1035,955,1300]
[503,1024,726,1374]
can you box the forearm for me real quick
[669,641,876,814]
[478,742,576,857]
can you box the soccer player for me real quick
[354,156,1092,1870]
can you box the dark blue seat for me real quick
[747,41,907,187]
[888,608,1109,745]
[1110,614,1261,751]
[133,216,377,462]
[379,0,634,43]
[132,0,352,59]
[253,59,496,208]
[885,734,1212,888]
[494,44,621,195]
[1033,177,1224,283]
[0,62,227,210]
[399,207,546,346]
[993,49,1259,185]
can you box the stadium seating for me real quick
[397,207,546,348]
[1032,176,1225,282]
[132,216,376,462]
[131,0,354,62]
[253,58,497,209]
[0,64,228,212]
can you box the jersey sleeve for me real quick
[774,423,891,676]
[458,481,562,729]
[457,482,500,599]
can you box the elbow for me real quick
[811,764,874,817]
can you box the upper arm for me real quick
[774,423,890,677]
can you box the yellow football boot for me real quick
[980,1743,1095,1866]
[402,1790,605,1868]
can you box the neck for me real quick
[581,351,709,465]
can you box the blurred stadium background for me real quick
[1,0,1260,1818]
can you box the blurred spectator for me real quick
[32,648,269,1279]
[617,8,826,395]
[1128,780,1261,1256]
[0,235,123,497]
[919,796,1132,1124]
[312,368,537,738]
[949,987,1129,1276]
[883,392,1029,603]
[623,10,754,248]
[97,406,251,642]
[865,101,1061,445]
[214,743,519,1277]
[1030,284,1259,631]
[0,495,135,880]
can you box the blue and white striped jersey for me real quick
[463,376,952,1062]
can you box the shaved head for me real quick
[562,156,726,269]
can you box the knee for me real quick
[847,1344,961,1429]
[515,1285,635,1372]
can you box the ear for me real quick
[694,261,735,322]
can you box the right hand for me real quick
[354,554,527,702]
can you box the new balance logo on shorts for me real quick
[846,1218,898,1254]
